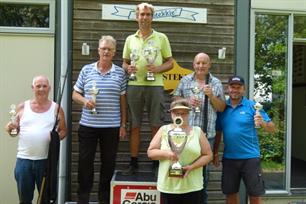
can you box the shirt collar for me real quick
[94,62,116,75]
[134,29,155,38]
[191,72,211,83]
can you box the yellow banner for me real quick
[163,60,193,94]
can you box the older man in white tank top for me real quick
[5,75,67,204]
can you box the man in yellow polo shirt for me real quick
[122,2,173,175]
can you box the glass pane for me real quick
[254,14,288,190]
[294,16,306,39]
[0,3,49,28]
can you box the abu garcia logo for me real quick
[122,192,157,204]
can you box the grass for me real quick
[261,160,285,172]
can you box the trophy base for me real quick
[146,73,155,81]
[146,77,155,81]
[90,108,98,115]
[129,74,137,81]
[168,168,184,177]
[10,129,18,137]
[195,107,201,113]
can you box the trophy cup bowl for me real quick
[168,116,187,177]
[129,50,138,81]
[143,46,158,81]
[254,101,263,128]
[9,104,18,137]
[192,86,201,113]
[89,81,100,114]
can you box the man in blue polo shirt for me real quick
[73,35,127,204]
[215,76,276,204]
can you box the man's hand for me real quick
[147,64,159,73]
[212,153,220,167]
[203,84,213,98]
[127,64,138,75]
[84,99,96,110]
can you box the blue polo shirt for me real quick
[74,62,127,128]
[217,97,271,159]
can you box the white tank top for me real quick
[17,100,56,160]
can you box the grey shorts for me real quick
[126,85,165,127]
[221,158,265,196]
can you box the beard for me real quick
[230,94,241,100]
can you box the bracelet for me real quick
[121,123,126,128]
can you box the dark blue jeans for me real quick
[14,158,47,204]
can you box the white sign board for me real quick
[102,4,207,24]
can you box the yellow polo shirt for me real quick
[122,30,172,86]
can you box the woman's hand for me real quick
[167,151,178,162]
[182,165,193,178]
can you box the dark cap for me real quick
[228,76,245,85]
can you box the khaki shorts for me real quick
[127,86,165,127]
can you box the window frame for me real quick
[0,0,55,34]
[249,9,306,195]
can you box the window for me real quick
[294,16,306,39]
[0,1,54,34]
[253,13,288,191]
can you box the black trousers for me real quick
[161,189,204,204]
[77,125,119,204]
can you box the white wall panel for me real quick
[0,34,54,204]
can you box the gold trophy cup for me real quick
[89,80,100,114]
[168,116,187,177]
[9,104,18,137]
[143,44,158,81]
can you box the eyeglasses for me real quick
[99,47,114,52]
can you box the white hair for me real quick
[32,75,50,86]
[99,35,116,50]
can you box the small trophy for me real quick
[254,101,263,128]
[168,116,187,177]
[88,80,100,114]
[192,85,202,113]
[129,49,139,81]
[143,43,158,81]
[9,104,18,137]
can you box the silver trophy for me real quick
[168,116,187,177]
[143,43,158,81]
[129,49,139,81]
[192,84,202,113]
[254,101,263,128]
[88,80,100,114]
[9,104,18,136]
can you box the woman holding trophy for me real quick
[147,99,212,204]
